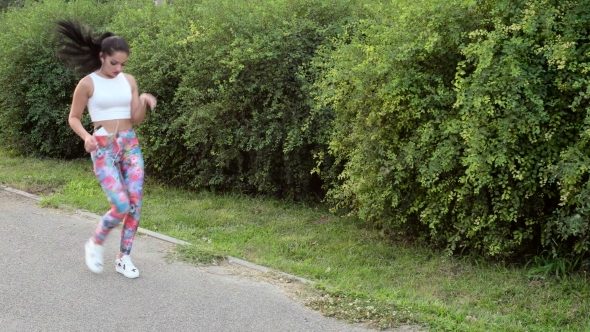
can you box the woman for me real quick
[57,20,156,279]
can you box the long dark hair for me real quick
[56,20,130,75]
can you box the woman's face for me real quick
[100,51,128,78]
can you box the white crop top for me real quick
[87,72,132,122]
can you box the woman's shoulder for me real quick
[75,75,94,95]
[123,73,138,88]
[78,73,93,84]
[78,74,94,85]
[123,73,136,82]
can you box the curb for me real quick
[3,186,43,201]
[1,186,315,284]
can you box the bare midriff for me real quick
[94,118,134,134]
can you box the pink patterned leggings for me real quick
[90,128,144,255]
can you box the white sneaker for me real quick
[84,238,104,273]
[116,255,139,279]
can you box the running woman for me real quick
[56,20,157,278]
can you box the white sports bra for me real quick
[87,72,132,122]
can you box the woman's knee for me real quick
[112,200,131,216]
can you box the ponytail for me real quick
[56,20,129,75]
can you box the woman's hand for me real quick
[139,93,157,110]
[84,134,98,153]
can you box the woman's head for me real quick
[99,36,130,77]
[56,20,130,76]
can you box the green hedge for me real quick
[0,0,359,199]
[4,0,590,258]
[109,0,360,198]
[316,0,590,257]
[0,0,22,11]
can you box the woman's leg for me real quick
[85,138,129,274]
[118,130,145,256]
[91,141,130,244]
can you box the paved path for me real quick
[0,189,378,332]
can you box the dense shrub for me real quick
[0,0,120,158]
[111,0,361,198]
[0,0,25,11]
[0,0,358,199]
[316,0,590,258]
[5,0,590,258]
[314,0,486,251]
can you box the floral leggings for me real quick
[90,128,144,255]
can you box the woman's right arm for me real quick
[69,77,97,153]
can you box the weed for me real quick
[525,251,585,280]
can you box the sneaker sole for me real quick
[116,268,139,279]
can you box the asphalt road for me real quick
[0,189,381,332]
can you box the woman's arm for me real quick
[125,74,156,125]
[69,77,97,152]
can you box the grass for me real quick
[2,149,590,331]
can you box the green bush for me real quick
[0,0,22,11]
[111,0,361,199]
[315,0,487,250]
[0,0,359,198]
[6,0,590,259]
[448,0,590,257]
[0,0,121,158]
[316,0,590,258]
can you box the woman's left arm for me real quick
[126,74,156,125]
